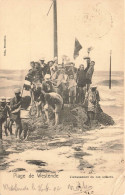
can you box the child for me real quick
[68,75,77,105]
[4,97,14,136]
[87,86,97,127]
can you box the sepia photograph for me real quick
[0,0,124,194]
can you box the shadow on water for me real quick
[26,160,47,166]
[36,169,55,173]
[74,151,91,159]
[0,141,13,170]
[78,159,94,170]
[102,139,124,153]
[73,146,94,170]
[9,168,26,172]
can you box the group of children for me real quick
[24,56,100,128]
[24,56,95,105]
[0,56,100,140]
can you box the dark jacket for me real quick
[77,69,86,87]
[43,64,51,75]
[0,104,10,121]
[34,67,43,83]
[85,65,94,80]
[26,69,36,82]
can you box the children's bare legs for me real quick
[4,121,8,136]
[8,120,13,135]
[55,112,59,125]
[54,104,62,125]
[15,119,22,139]
[87,84,90,91]
[44,105,49,124]
[87,111,95,127]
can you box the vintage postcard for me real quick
[0,0,124,195]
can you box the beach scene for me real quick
[0,70,124,195]
[0,0,124,195]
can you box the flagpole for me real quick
[87,50,90,57]
[109,50,112,89]
[53,0,58,59]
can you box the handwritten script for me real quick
[3,181,94,194]
[68,181,94,194]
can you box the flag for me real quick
[73,38,82,59]
[87,47,93,55]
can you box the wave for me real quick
[100,102,122,107]
[0,83,23,89]
[0,76,24,81]
[101,97,116,101]
[97,79,124,86]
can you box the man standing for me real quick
[85,61,95,91]
[24,61,36,103]
[39,57,45,66]
[0,97,9,139]
[26,61,36,83]
[76,64,86,103]
[10,88,22,139]
[34,62,44,83]
[3,97,13,136]
[39,58,50,76]
[40,91,63,126]
[84,57,91,72]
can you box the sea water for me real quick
[0,70,124,125]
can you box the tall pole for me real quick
[4,35,6,56]
[53,0,58,59]
[109,50,112,89]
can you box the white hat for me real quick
[54,56,58,61]
[44,74,51,80]
[6,97,11,102]
[90,84,97,89]
[14,88,21,94]
[0,97,6,102]
[40,57,45,61]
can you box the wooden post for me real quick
[53,0,58,59]
[109,50,112,89]
[4,35,6,48]
[4,35,6,56]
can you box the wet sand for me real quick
[0,122,123,174]
[0,108,124,195]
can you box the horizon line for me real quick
[0,69,124,72]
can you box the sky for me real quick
[0,0,124,71]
